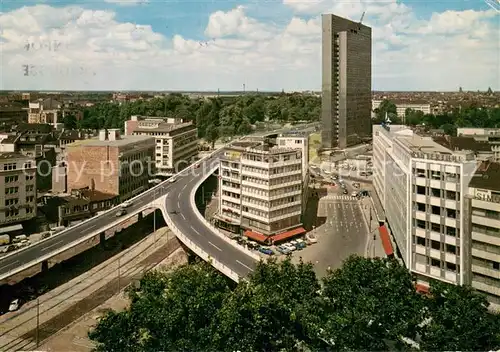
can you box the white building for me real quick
[466,162,500,311]
[125,116,198,176]
[457,128,500,162]
[215,140,305,243]
[372,100,431,119]
[373,125,478,288]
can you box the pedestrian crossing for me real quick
[322,195,358,201]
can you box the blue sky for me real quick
[0,0,498,91]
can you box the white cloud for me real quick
[0,3,498,91]
[104,0,149,6]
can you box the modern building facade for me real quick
[321,14,372,149]
[465,162,500,311]
[125,115,198,176]
[66,129,154,201]
[0,153,37,226]
[373,125,477,288]
[215,140,305,243]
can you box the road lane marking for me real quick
[191,226,200,235]
[236,260,254,271]
[41,240,64,252]
[0,260,20,271]
[87,224,97,231]
[181,184,187,192]
[181,213,186,220]
[208,241,222,251]
[177,201,180,208]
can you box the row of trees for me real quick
[89,256,500,351]
[67,93,321,145]
[374,99,500,136]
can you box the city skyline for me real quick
[0,0,499,91]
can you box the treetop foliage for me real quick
[89,255,500,352]
[76,93,321,145]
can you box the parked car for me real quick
[343,189,349,195]
[295,239,307,249]
[258,247,274,255]
[283,242,297,251]
[351,191,358,197]
[277,245,291,255]
[116,209,126,217]
[305,233,318,244]
[290,240,305,250]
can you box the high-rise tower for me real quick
[321,14,372,149]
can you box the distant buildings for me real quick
[321,14,372,149]
[372,99,431,119]
[0,153,37,227]
[0,104,28,130]
[215,139,306,243]
[28,98,82,129]
[66,129,154,202]
[125,115,198,176]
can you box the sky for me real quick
[0,0,498,92]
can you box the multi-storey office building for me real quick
[321,14,372,149]
[465,162,500,311]
[125,115,198,176]
[215,140,305,243]
[0,153,37,227]
[373,125,478,288]
[66,129,154,202]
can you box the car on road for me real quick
[169,177,176,183]
[9,299,20,312]
[258,247,274,255]
[116,209,126,217]
[295,239,307,249]
[353,182,360,188]
[195,163,201,169]
[332,175,338,180]
[351,191,358,197]
[343,189,349,195]
[305,233,317,244]
[121,200,132,208]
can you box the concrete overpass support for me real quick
[99,232,105,248]
[41,260,48,273]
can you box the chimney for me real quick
[99,129,107,141]
[108,129,121,141]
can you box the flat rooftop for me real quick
[133,121,194,133]
[469,161,500,192]
[67,134,153,148]
[398,135,453,155]
[0,152,31,161]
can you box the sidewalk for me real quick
[0,227,182,352]
[360,197,385,259]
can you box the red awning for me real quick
[378,225,394,256]
[271,227,306,243]
[244,230,268,243]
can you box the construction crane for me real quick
[358,11,366,30]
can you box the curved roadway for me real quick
[0,123,318,280]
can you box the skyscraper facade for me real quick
[321,14,372,149]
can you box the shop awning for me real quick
[244,230,268,243]
[271,227,306,243]
[378,225,394,256]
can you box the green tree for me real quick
[62,113,77,129]
[420,281,500,351]
[320,256,426,350]
[375,99,397,123]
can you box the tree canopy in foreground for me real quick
[89,256,500,351]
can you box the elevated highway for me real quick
[0,123,318,283]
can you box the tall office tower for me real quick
[321,14,372,149]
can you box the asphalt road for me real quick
[293,180,369,276]
[0,124,318,281]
